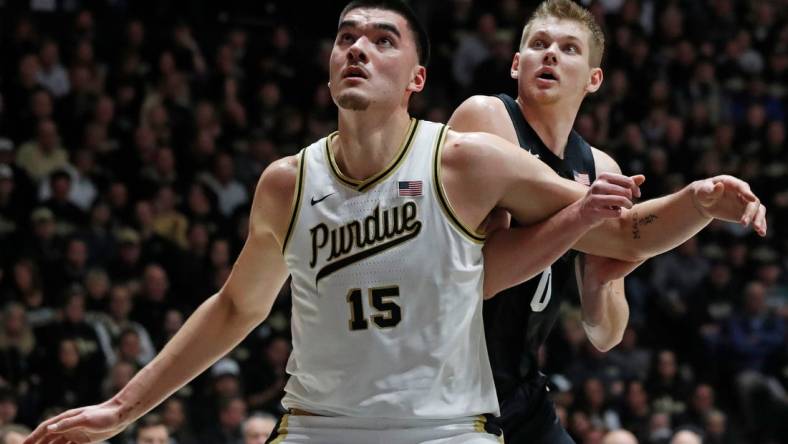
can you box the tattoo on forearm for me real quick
[632,212,659,239]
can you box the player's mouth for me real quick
[342,65,369,80]
[535,68,559,85]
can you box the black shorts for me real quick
[491,374,575,444]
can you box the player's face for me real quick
[514,18,602,106]
[329,8,425,111]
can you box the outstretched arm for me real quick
[482,172,643,298]
[442,131,766,263]
[24,156,299,444]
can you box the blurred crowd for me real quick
[0,0,786,443]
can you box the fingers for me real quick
[596,172,641,199]
[753,204,767,236]
[25,409,84,444]
[48,413,87,434]
[591,181,635,201]
[591,195,634,210]
[740,200,759,226]
[718,175,757,202]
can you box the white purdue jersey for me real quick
[281,119,499,419]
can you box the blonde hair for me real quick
[520,0,605,67]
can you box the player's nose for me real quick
[347,39,369,63]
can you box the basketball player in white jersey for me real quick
[24,1,766,443]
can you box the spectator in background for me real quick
[41,170,86,234]
[107,228,145,290]
[620,380,651,442]
[38,338,100,410]
[200,395,245,444]
[0,303,34,392]
[3,258,52,328]
[675,383,717,431]
[33,289,106,380]
[161,396,198,444]
[201,152,248,219]
[646,350,693,420]
[151,186,189,249]
[101,359,136,400]
[243,336,289,415]
[669,429,702,444]
[241,414,276,444]
[0,423,30,444]
[602,429,638,444]
[723,280,787,439]
[704,409,736,444]
[93,284,155,369]
[15,120,69,184]
[131,264,173,344]
[134,413,169,444]
[0,387,19,427]
[35,40,69,99]
[83,267,111,312]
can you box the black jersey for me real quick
[483,94,597,401]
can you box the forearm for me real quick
[483,199,590,298]
[580,275,629,352]
[575,184,711,261]
[111,292,265,424]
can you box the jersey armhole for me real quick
[282,148,307,253]
[432,125,487,244]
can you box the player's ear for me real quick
[511,53,520,79]
[408,65,427,93]
[586,67,603,93]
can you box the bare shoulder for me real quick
[251,154,302,243]
[441,129,536,186]
[257,155,300,201]
[448,95,515,141]
[590,146,622,175]
[442,130,510,170]
[454,95,506,116]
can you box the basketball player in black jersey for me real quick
[449,0,709,442]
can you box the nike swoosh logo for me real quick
[310,192,335,206]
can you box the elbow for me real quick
[584,322,624,352]
[615,244,650,263]
[591,334,623,353]
[217,289,271,325]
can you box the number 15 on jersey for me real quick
[346,286,403,331]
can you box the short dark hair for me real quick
[134,413,166,438]
[339,0,430,66]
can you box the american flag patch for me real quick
[573,171,591,186]
[398,180,423,197]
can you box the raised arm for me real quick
[480,171,643,298]
[441,130,766,264]
[24,156,299,444]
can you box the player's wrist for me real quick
[688,181,713,219]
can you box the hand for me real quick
[690,175,767,236]
[24,399,129,444]
[482,207,511,235]
[580,173,645,227]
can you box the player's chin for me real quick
[336,91,371,111]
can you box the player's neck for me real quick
[517,97,580,159]
[333,108,413,181]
